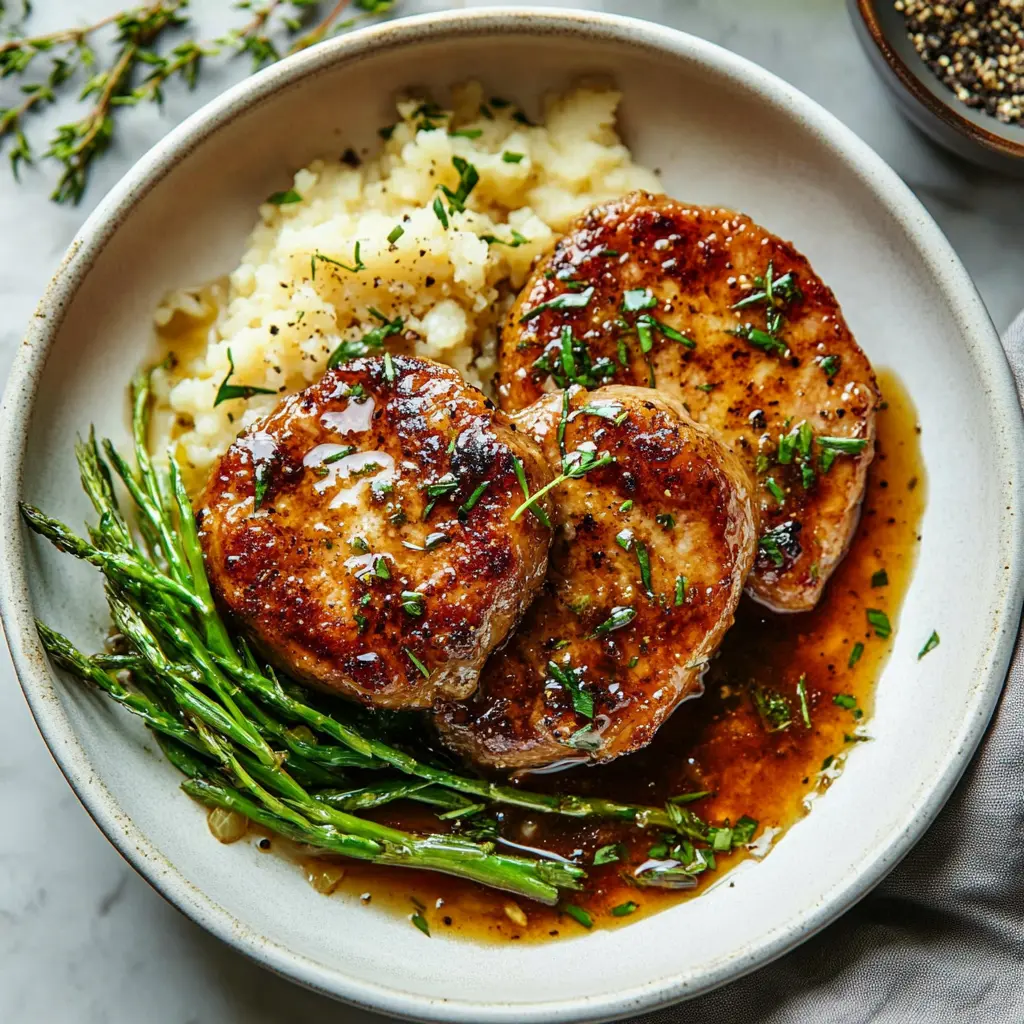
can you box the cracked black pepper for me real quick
[895,0,1024,125]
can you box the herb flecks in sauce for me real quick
[291,371,923,942]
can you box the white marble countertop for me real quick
[0,2,1020,1021]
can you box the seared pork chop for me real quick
[435,385,756,770]
[498,192,878,612]
[197,355,554,709]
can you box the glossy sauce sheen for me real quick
[194,356,554,709]
[252,369,923,942]
[500,193,879,614]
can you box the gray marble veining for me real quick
[0,1,1020,1021]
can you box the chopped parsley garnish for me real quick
[449,128,482,139]
[214,348,278,406]
[422,472,459,518]
[410,911,430,936]
[591,605,636,637]
[519,286,595,323]
[918,631,940,659]
[311,242,365,279]
[502,151,524,163]
[611,901,638,917]
[674,575,689,606]
[547,659,592,719]
[732,323,788,355]
[532,325,615,389]
[818,436,869,455]
[438,155,479,213]
[732,815,759,845]
[731,265,800,311]
[655,513,675,530]
[383,351,396,384]
[327,308,404,368]
[563,904,593,929]
[817,354,841,378]
[350,536,370,553]
[796,674,811,728]
[619,500,633,512]
[578,400,628,425]
[322,446,356,465]
[866,608,892,639]
[615,528,634,551]
[765,477,785,507]
[622,288,657,312]
[778,431,797,465]
[412,102,446,131]
[757,520,802,570]
[512,456,552,529]
[751,684,793,732]
[432,195,449,228]
[728,262,801,356]
[253,461,272,511]
[593,844,621,865]
[833,693,857,710]
[796,422,813,458]
[404,648,430,679]
[635,540,653,596]
[599,249,620,258]
[387,224,404,244]
[695,382,716,393]
[459,480,490,516]
[267,188,302,205]
[759,535,785,567]
[481,229,528,248]
[401,591,424,617]
[373,556,390,580]
[424,531,449,551]
[636,312,695,349]
[848,641,865,668]
[871,568,889,588]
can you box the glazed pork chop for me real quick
[498,191,878,612]
[196,354,554,709]
[435,385,756,770]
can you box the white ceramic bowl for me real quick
[2,9,1022,1022]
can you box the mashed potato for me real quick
[152,81,660,482]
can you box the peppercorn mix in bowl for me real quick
[850,0,1024,173]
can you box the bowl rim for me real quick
[852,0,1024,161]
[2,7,1023,1022]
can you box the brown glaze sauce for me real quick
[221,369,924,943]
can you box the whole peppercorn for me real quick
[895,0,1024,125]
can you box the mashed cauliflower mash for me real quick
[152,81,660,482]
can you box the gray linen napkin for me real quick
[637,312,1024,1024]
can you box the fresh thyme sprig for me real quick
[510,444,614,521]
[0,0,394,202]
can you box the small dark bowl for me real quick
[849,0,1024,175]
